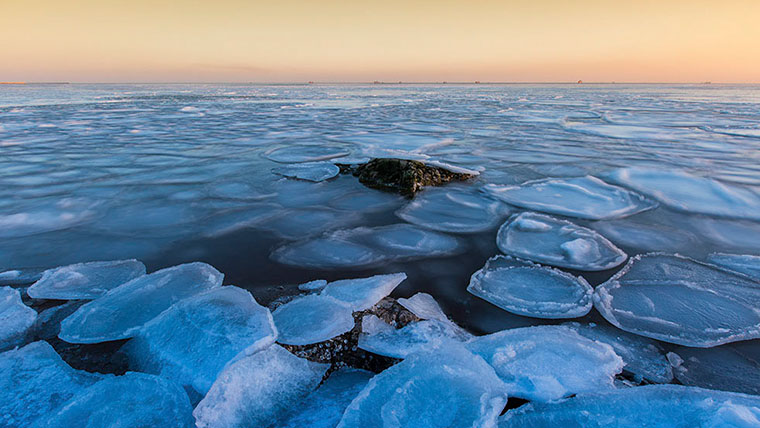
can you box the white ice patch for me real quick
[272,294,354,345]
[320,272,406,311]
[397,292,448,321]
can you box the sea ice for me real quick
[672,341,760,395]
[497,212,627,270]
[277,368,373,428]
[337,344,507,428]
[467,256,593,319]
[707,253,760,279]
[321,272,407,311]
[466,325,623,402]
[358,315,472,359]
[591,216,700,253]
[0,268,43,286]
[271,237,384,269]
[566,322,673,384]
[0,286,37,351]
[593,253,760,347]
[272,294,355,345]
[607,167,760,220]
[484,176,655,220]
[37,372,194,428]
[27,259,146,300]
[397,292,448,321]
[396,186,509,233]
[59,262,223,343]
[0,341,101,428]
[122,286,277,395]
[501,384,760,428]
[193,345,328,428]
[265,144,351,163]
[298,279,327,292]
[260,208,359,240]
[272,162,340,182]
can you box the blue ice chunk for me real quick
[497,212,627,271]
[298,279,328,292]
[0,286,37,351]
[193,344,328,428]
[358,315,472,359]
[467,325,623,402]
[27,259,146,300]
[36,372,194,428]
[397,292,448,321]
[468,256,593,319]
[321,272,407,311]
[122,286,277,395]
[272,294,355,345]
[59,262,223,343]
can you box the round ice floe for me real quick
[271,238,385,269]
[265,145,351,163]
[272,294,355,345]
[467,256,593,319]
[0,287,38,352]
[272,162,340,182]
[593,253,760,347]
[484,175,656,220]
[466,325,624,402]
[27,259,146,300]
[396,186,509,233]
[497,212,627,271]
[607,167,760,220]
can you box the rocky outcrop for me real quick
[344,158,477,196]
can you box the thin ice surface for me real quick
[59,262,223,343]
[27,259,146,300]
[320,272,407,311]
[193,344,328,428]
[338,344,507,428]
[123,286,277,395]
[36,372,194,428]
[501,384,760,428]
[358,315,472,359]
[0,286,37,351]
[272,294,354,345]
[593,253,760,347]
[272,162,340,182]
[566,322,673,384]
[707,253,760,279]
[607,167,760,220]
[497,212,627,271]
[466,325,623,402]
[277,368,373,428]
[484,175,656,220]
[396,185,509,233]
[468,256,593,319]
[0,341,101,428]
[672,341,760,395]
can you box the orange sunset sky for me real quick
[1,0,759,83]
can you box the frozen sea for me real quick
[2,82,760,339]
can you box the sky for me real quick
[1,0,759,83]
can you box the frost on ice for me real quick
[566,322,673,384]
[193,344,328,428]
[0,286,37,351]
[272,294,354,346]
[497,212,627,271]
[337,344,507,428]
[358,314,472,359]
[37,372,194,428]
[272,162,340,182]
[467,256,593,319]
[0,341,101,428]
[277,368,373,428]
[396,185,509,233]
[593,253,760,347]
[501,384,760,428]
[27,259,146,300]
[122,286,277,395]
[321,272,406,311]
[466,325,623,402]
[484,176,655,220]
[707,253,760,279]
[59,262,224,343]
[607,167,760,220]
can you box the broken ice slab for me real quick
[358,315,472,359]
[27,259,146,300]
[484,175,656,220]
[497,212,627,271]
[0,286,37,352]
[466,325,623,402]
[593,253,760,347]
[468,256,593,319]
[59,262,223,343]
[321,272,407,311]
[272,294,355,346]
[397,292,448,321]
[337,344,507,428]
[193,345,328,428]
[123,286,277,395]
